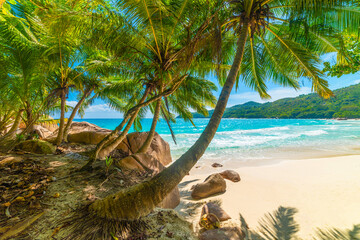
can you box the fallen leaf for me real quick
[24,191,34,198]
[2,202,11,207]
[0,212,44,240]
[53,193,60,198]
[5,207,11,218]
[51,226,62,237]
[13,196,25,202]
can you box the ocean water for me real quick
[74,118,360,167]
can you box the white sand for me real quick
[176,155,360,238]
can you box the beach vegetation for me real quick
[1,0,360,239]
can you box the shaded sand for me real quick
[176,155,360,238]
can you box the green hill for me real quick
[192,84,360,119]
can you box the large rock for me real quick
[116,153,180,209]
[39,122,58,132]
[219,170,241,182]
[31,125,53,139]
[158,187,181,209]
[67,121,105,134]
[191,174,226,200]
[200,202,231,222]
[67,123,172,166]
[68,130,112,145]
[120,132,172,166]
[15,140,56,154]
[199,227,244,240]
[116,153,165,175]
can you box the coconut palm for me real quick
[0,2,55,139]
[74,0,360,231]
[30,0,115,145]
[80,0,226,165]
[137,76,218,153]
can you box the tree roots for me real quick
[59,204,148,240]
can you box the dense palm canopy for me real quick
[1,0,360,238]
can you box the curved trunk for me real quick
[56,89,66,146]
[82,88,151,170]
[89,22,250,220]
[137,99,162,154]
[96,90,151,159]
[3,109,24,139]
[63,88,93,142]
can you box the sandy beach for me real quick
[176,155,360,238]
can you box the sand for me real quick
[176,155,360,238]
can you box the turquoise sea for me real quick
[74,118,360,167]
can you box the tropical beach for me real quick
[1,0,360,239]
[178,155,360,238]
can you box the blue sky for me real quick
[57,53,360,119]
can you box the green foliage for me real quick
[241,206,360,240]
[192,84,360,119]
[316,224,360,240]
[105,156,113,168]
[15,133,25,142]
[324,32,360,77]
[105,156,114,174]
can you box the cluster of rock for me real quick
[191,165,243,239]
[198,202,244,240]
[191,169,241,199]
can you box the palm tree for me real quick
[240,206,299,240]
[32,0,114,145]
[0,2,55,140]
[82,0,360,224]
[80,0,225,165]
[136,76,218,153]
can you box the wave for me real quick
[302,130,328,136]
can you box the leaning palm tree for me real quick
[81,0,224,164]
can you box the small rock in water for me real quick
[211,163,223,168]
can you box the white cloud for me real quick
[354,79,360,84]
[229,87,312,106]
[86,104,113,113]
[67,101,78,107]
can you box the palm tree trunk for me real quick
[81,87,151,170]
[137,99,161,153]
[2,109,24,139]
[56,89,66,146]
[96,90,151,159]
[82,77,187,170]
[63,88,93,142]
[89,21,250,220]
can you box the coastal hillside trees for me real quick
[191,83,360,119]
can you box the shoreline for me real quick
[176,155,360,238]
